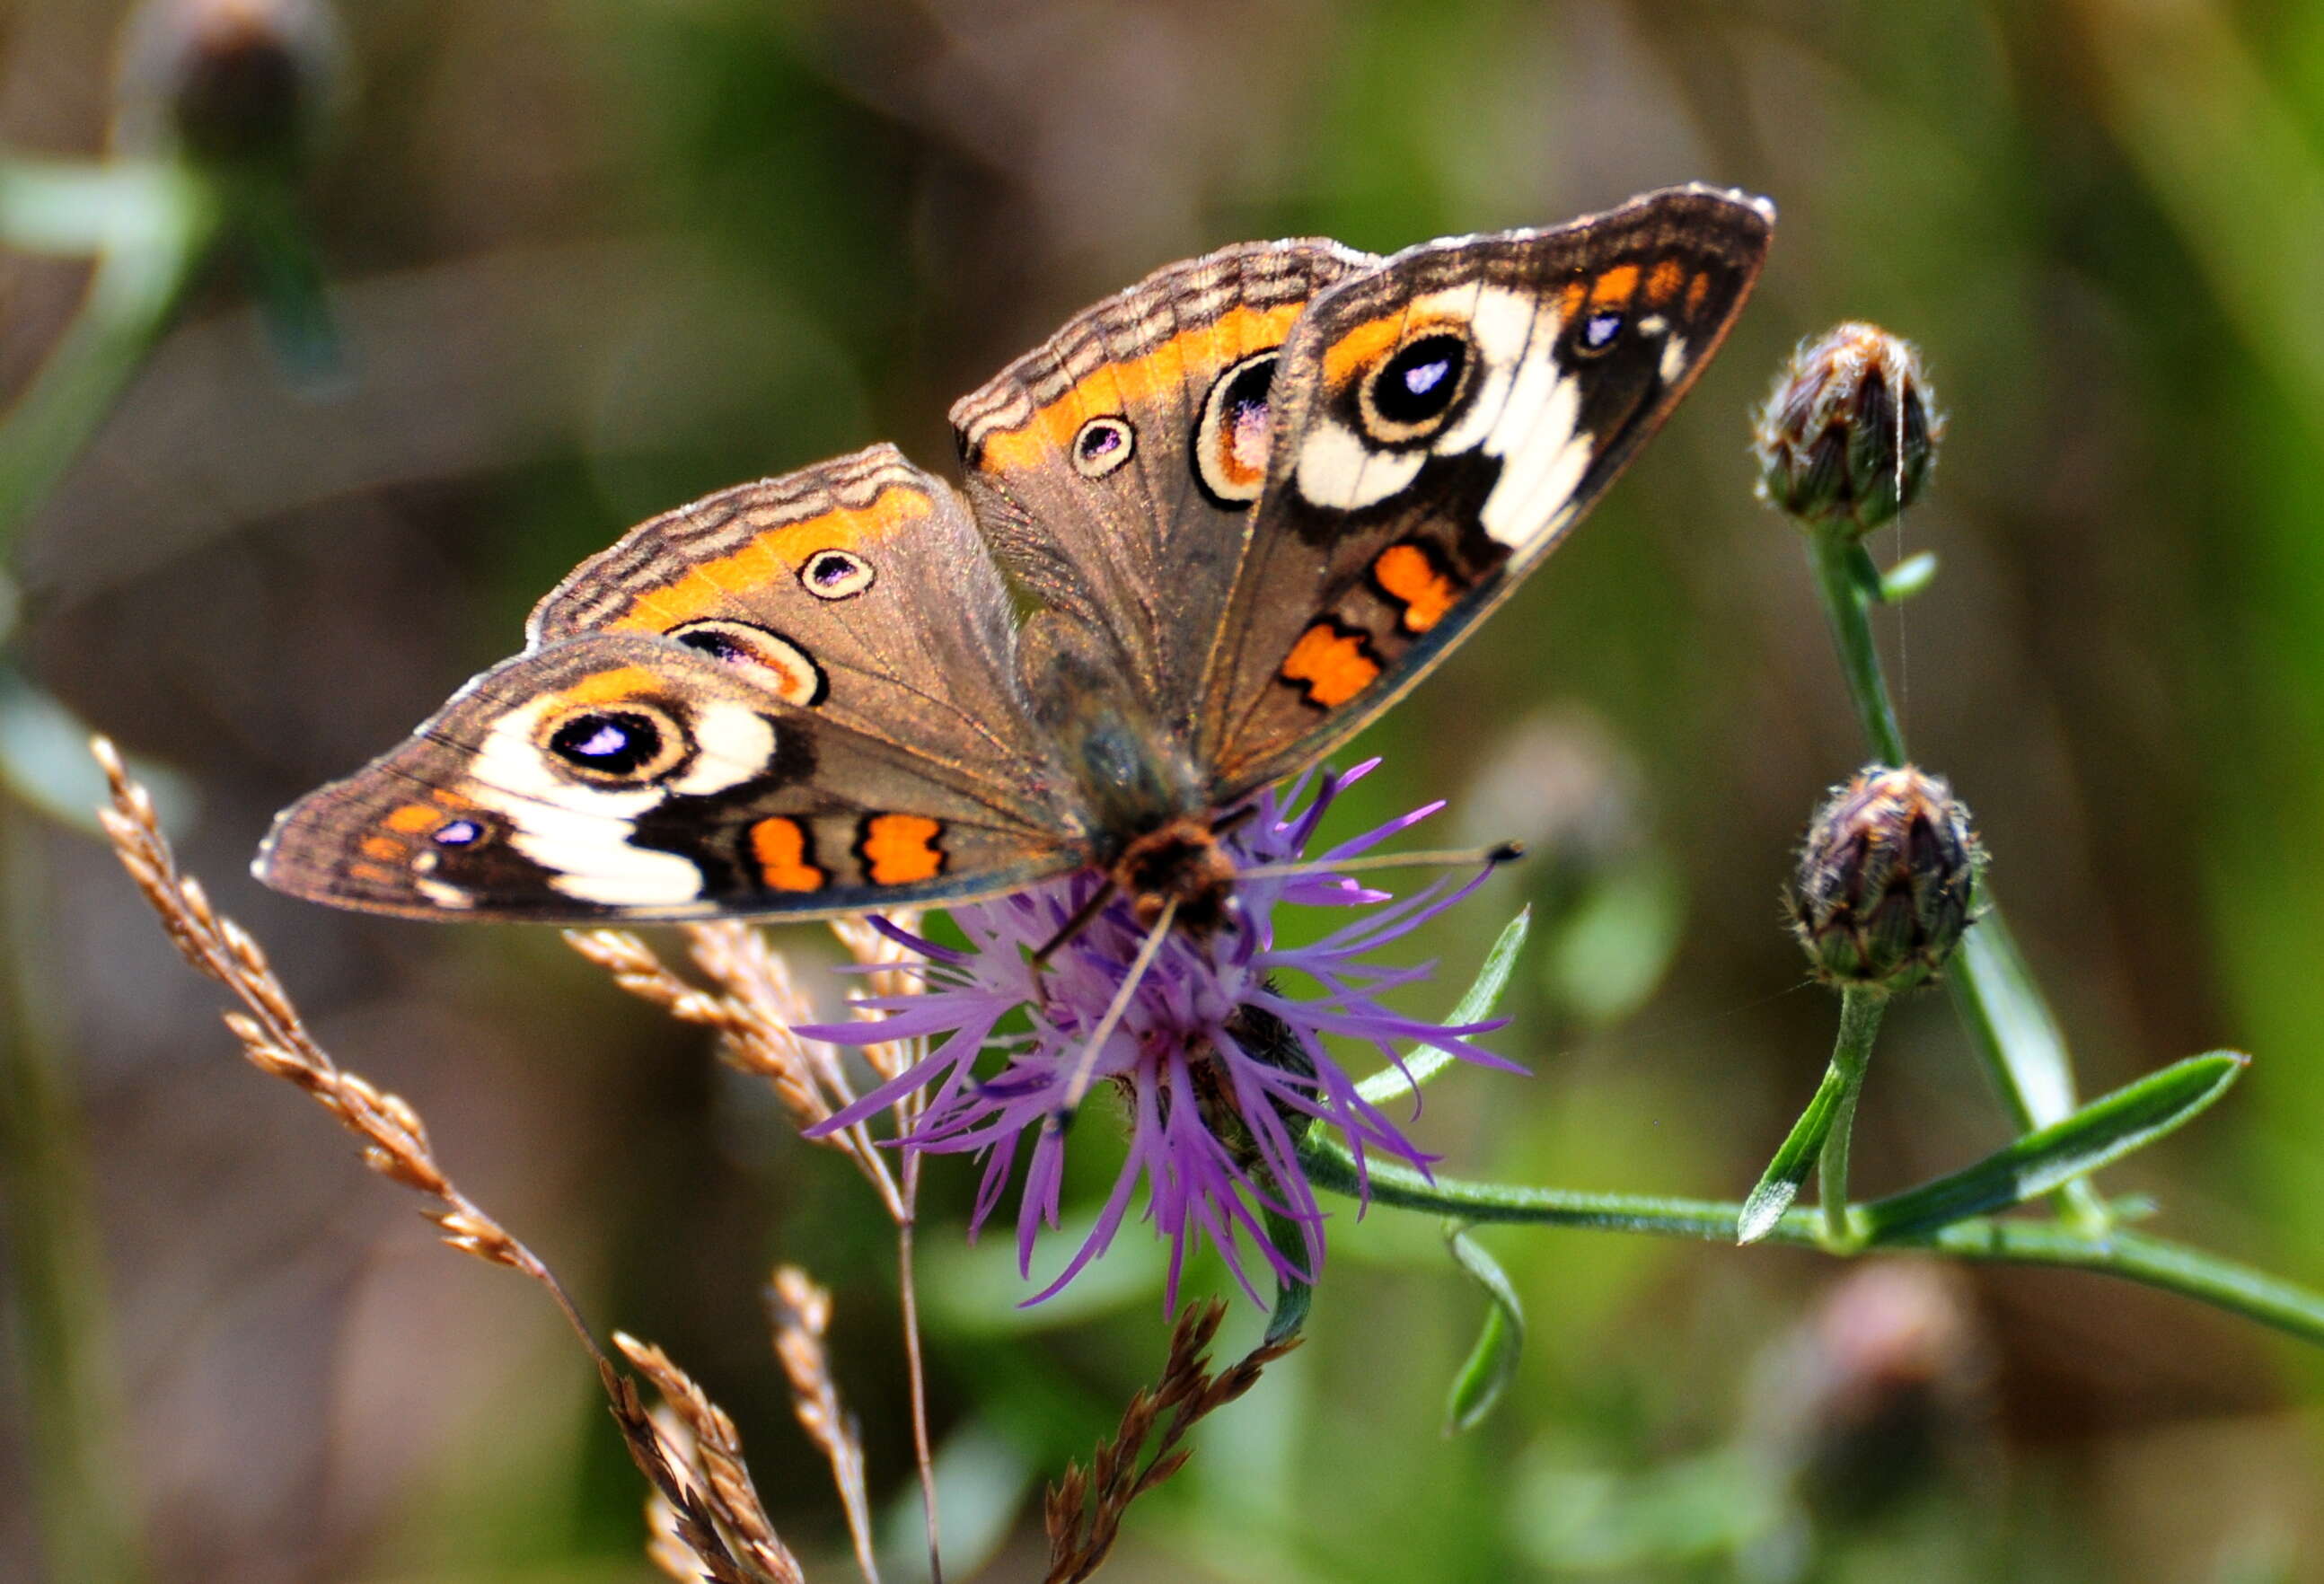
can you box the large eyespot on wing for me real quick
[1192,349,1281,507]
[1201,185,1774,796]
[253,632,1089,923]
[1355,330,1475,445]
[537,698,690,784]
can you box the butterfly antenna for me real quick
[1237,840,1524,884]
[1045,897,1178,1134]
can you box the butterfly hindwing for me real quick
[254,632,1085,920]
[950,239,1373,740]
[1199,185,1774,797]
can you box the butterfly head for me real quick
[1111,814,1240,934]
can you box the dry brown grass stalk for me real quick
[769,1265,881,1584]
[602,1357,795,1584]
[616,1333,805,1584]
[104,731,1254,1584]
[92,735,601,1333]
[1043,1301,1302,1584]
[565,917,930,1215]
[93,735,812,1584]
[572,912,947,1580]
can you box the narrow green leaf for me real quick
[1879,550,1940,602]
[1737,1059,1851,1245]
[1263,1206,1313,1345]
[1356,907,1528,1105]
[0,156,197,256]
[1862,1052,2248,1242]
[1442,1224,1525,1434]
[0,166,212,551]
[1947,902,2077,1126]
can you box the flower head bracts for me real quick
[805,761,1517,1308]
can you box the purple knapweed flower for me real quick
[805,761,1518,1307]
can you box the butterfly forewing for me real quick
[1197,185,1774,799]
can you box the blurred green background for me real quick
[5,0,2324,1579]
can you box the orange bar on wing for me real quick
[1281,621,1381,707]
[750,816,827,893]
[861,814,945,884]
[1372,543,1459,633]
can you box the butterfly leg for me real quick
[1044,896,1180,1137]
[1213,802,1263,837]
[1032,877,1119,966]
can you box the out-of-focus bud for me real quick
[1457,706,1643,880]
[118,0,346,172]
[1790,765,1977,993]
[1746,1265,1995,1531]
[1754,322,1942,534]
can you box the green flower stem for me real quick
[1807,533,1907,762]
[1298,1138,2324,1348]
[1816,986,1885,1249]
[1802,527,2109,1229]
[0,155,216,558]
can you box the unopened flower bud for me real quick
[1754,322,1942,533]
[119,0,346,172]
[1791,765,1977,993]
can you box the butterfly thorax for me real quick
[1026,618,1238,931]
[1055,700,1238,930]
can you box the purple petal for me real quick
[868,912,968,963]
